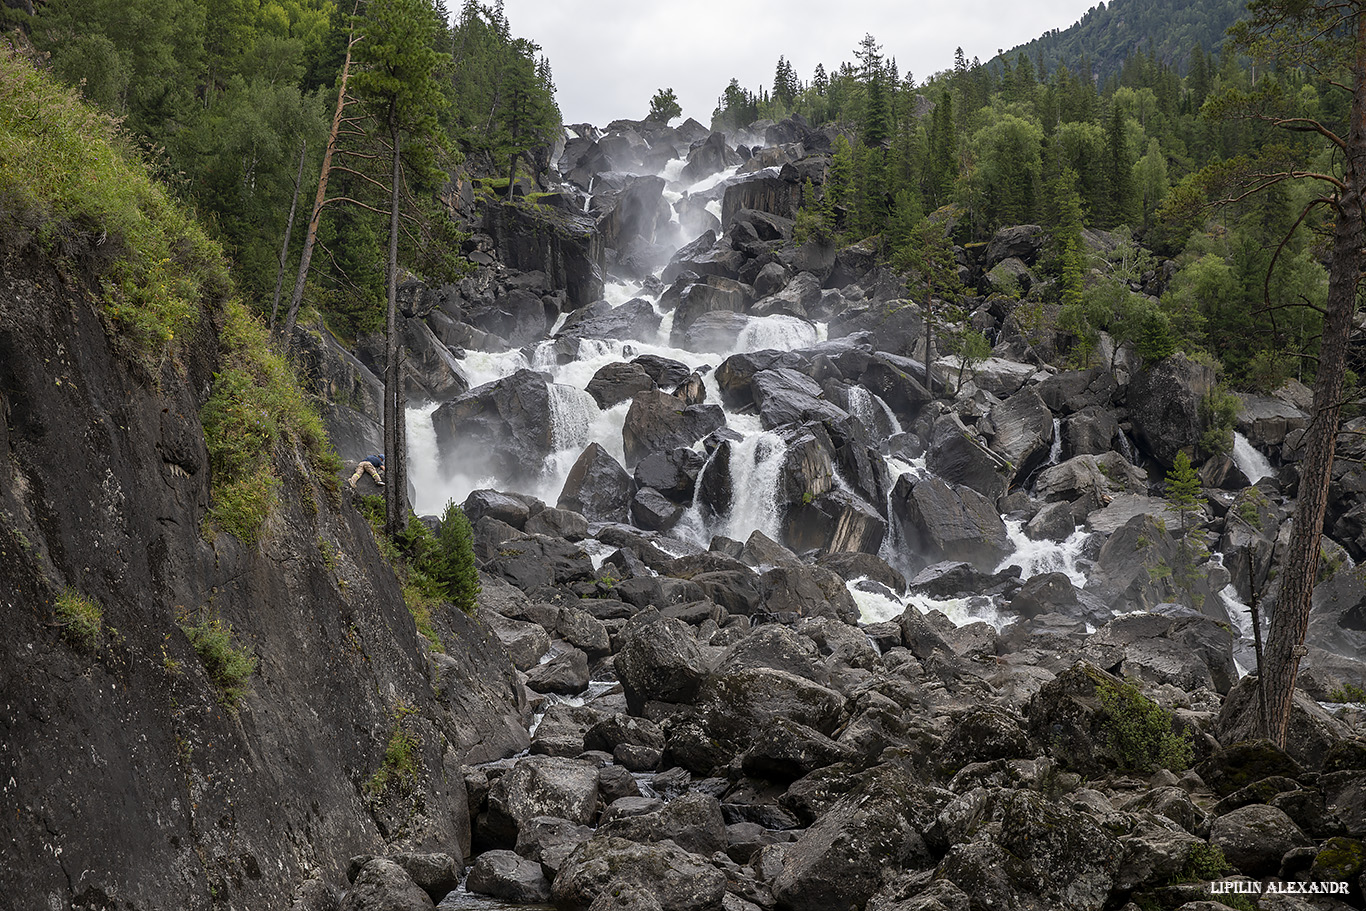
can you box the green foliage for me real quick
[1179,843,1232,882]
[431,501,481,615]
[647,87,681,124]
[1097,679,1194,772]
[1327,683,1366,704]
[54,588,104,651]
[1199,386,1240,457]
[365,704,419,796]
[203,299,339,544]
[180,614,257,706]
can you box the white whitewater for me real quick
[996,519,1090,589]
[1232,432,1274,483]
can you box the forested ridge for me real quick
[709,18,1342,397]
[994,0,1249,81]
[13,0,559,336]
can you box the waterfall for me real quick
[848,386,903,439]
[1116,428,1139,465]
[1047,417,1063,466]
[1217,582,1259,678]
[907,593,1011,631]
[677,430,788,546]
[995,519,1090,588]
[1232,432,1275,483]
[734,315,818,353]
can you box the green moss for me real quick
[1097,679,1194,773]
[1312,837,1366,880]
[180,615,257,707]
[54,588,103,650]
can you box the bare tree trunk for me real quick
[923,300,935,398]
[384,118,409,537]
[269,138,307,333]
[1263,14,1366,747]
[277,17,359,350]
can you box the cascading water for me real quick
[995,519,1090,589]
[675,428,789,546]
[1232,432,1275,483]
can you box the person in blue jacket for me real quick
[348,453,385,489]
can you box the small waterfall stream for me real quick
[1232,432,1275,483]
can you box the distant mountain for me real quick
[992,0,1247,77]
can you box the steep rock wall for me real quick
[0,245,526,910]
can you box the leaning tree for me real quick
[1216,0,1366,746]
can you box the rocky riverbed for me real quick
[305,115,1366,910]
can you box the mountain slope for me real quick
[994,0,1246,77]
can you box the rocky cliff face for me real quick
[0,245,526,909]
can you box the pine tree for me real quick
[351,0,450,536]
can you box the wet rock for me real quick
[1064,405,1121,457]
[682,132,739,183]
[559,443,635,524]
[759,563,861,623]
[816,551,906,594]
[463,489,533,529]
[890,474,1012,572]
[984,387,1055,486]
[466,849,553,904]
[551,836,727,911]
[587,362,657,409]
[631,487,684,531]
[433,369,553,484]
[782,488,887,556]
[584,714,666,754]
[340,858,434,911]
[634,448,708,503]
[622,390,726,467]
[927,412,1013,503]
[752,368,851,430]
[670,276,755,343]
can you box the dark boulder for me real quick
[586,361,657,409]
[551,836,727,911]
[622,390,726,468]
[1128,353,1217,469]
[340,859,434,911]
[615,613,710,714]
[466,850,552,904]
[890,475,1011,572]
[482,201,604,309]
[560,297,662,344]
[482,755,601,846]
[558,443,635,524]
[433,369,553,484]
[634,448,708,503]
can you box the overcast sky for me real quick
[503,0,1105,128]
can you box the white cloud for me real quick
[503,0,1102,127]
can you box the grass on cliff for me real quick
[54,588,103,651]
[0,43,227,371]
[0,46,341,545]
[179,614,257,707]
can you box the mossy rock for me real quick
[1311,837,1366,885]
[1323,737,1366,773]
[1195,740,1303,797]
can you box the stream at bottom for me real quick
[437,887,551,910]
